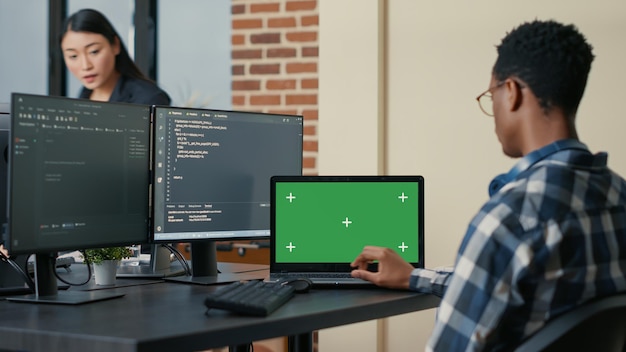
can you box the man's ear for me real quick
[505,79,523,112]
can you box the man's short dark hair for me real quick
[493,20,594,119]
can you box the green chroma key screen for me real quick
[274,181,421,263]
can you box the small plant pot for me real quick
[92,260,120,286]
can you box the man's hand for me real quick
[0,244,8,259]
[351,246,414,289]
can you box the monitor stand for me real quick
[164,242,268,285]
[6,253,124,305]
[116,244,186,278]
[0,255,33,296]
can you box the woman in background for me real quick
[60,8,170,105]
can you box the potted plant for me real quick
[82,246,133,286]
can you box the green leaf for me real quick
[82,247,134,265]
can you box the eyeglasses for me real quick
[475,81,505,116]
[476,80,527,116]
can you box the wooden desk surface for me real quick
[0,268,439,352]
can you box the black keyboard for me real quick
[204,280,295,316]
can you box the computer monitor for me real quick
[0,103,30,294]
[6,93,152,304]
[151,106,303,284]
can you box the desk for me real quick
[0,267,440,352]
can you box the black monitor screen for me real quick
[152,106,303,242]
[7,93,151,255]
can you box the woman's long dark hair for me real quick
[61,8,148,81]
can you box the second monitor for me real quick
[152,106,303,284]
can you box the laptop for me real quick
[267,175,424,287]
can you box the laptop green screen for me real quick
[274,180,421,263]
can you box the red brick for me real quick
[267,109,299,115]
[230,0,319,175]
[303,140,318,152]
[232,4,246,15]
[232,49,263,59]
[250,95,281,105]
[232,34,245,45]
[302,156,316,169]
[232,80,261,91]
[268,48,297,58]
[286,94,317,105]
[301,78,318,89]
[303,125,316,135]
[232,95,245,106]
[232,65,245,75]
[233,19,263,29]
[250,64,281,74]
[303,109,318,120]
[301,15,318,26]
[286,62,317,73]
[302,46,318,57]
[251,33,281,44]
[269,17,297,28]
[286,31,317,42]
[267,79,297,90]
[286,1,317,11]
[251,3,280,13]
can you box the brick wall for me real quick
[231,0,319,175]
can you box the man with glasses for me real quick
[351,19,626,351]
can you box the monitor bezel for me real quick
[0,105,10,230]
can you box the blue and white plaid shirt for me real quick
[410,140,626,351]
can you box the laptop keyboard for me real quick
[204,280,295,316]
[271,272,375,286]
[282,273,351,279]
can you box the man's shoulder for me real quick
[494,161,626,222]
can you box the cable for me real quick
[0,252,35,291]
[166,243,191,275]
[55,251,91,286]
[163,243,192,275]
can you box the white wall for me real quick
[0,1,48,103]
[318,0,626,350]
[158,0,231,109]
[318,0,385,175]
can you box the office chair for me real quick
[515,293,626,352]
